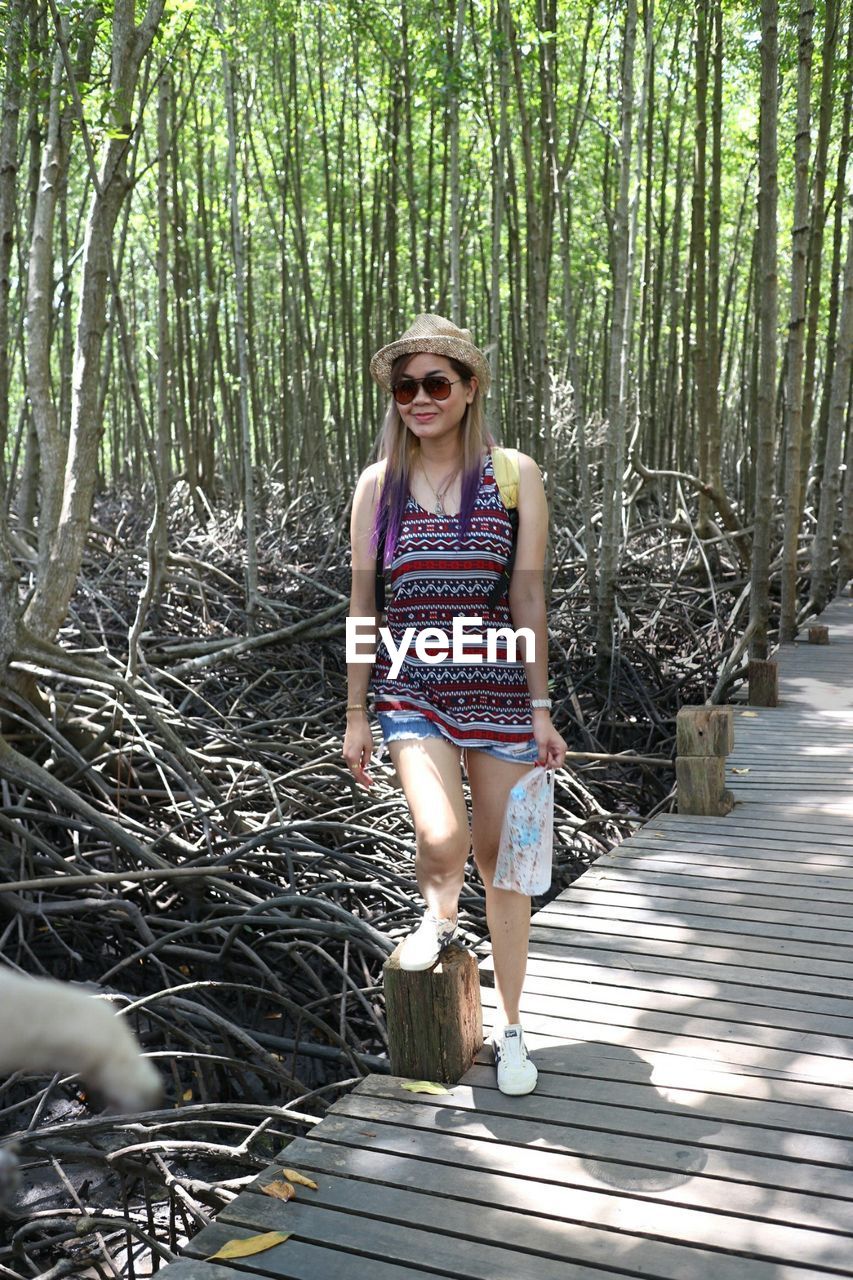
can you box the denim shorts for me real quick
[377,710,540,764]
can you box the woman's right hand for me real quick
[343,713,375,788]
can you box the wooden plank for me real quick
[576,867,853,914]
[479,987,853,1082]
[576,860,853,904]
[629,819,853,848]
[591,851,853,891]
[551,887,853,941]
[348,1080,853,1194]
[232,1137,853,1273]
[312,1108,853,1233]
[501,966,853,1039]
[483,951,853,1020]
[531,907,853,968]
[526,921,853,983]
[205,1147,852,1280]
[154,1264,248,1280]
[650,811,853,839]
[625,829,850,860]
[467,1029,853,1115]
[480,985,853,1068]
[602,848,853,887]
[183,1221,470,1280]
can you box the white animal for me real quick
[0,968,162,1112]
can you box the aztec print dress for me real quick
[371,450,535,747]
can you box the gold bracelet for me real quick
[346,703,367,711]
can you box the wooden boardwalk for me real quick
[163,595,853,1280]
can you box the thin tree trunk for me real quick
[779,0,814,639]
[748,0,779,660]
[810,181,853,610]
[0,0,25,486]
[596,0,637,668]
[25,0,166,643]
[219,0,260,626]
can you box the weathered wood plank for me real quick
[485,952,853,1019]
[347,1080,853,1193]
[526,922,853,983]
[312,1108,853,1232]
[231,1138,853,1273]
[207,1152,850,1280]
[480,986,853,1083]
[154,1264,249,1280]
[546,890,853,943]
[480,985,853,1070]
[577,865,853,912]
[499,967,853,1038]
[531,909,853,969]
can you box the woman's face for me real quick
[395,352,477,444]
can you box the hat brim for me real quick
[370,336,491,395]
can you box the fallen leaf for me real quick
[401,1080,449,1095]
[281,1168,318,1190]
[731,767,750,775]
[740,710,758,717]
[260,1180,295,1201]
[207,1231,290,1260]
[178,964,190,975]
[358,1129,377,1137]
[182,1088,193,1101]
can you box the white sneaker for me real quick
[492,1024,538,1095]
[398,911,458,971]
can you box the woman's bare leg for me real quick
[387,737,469,920]
[465,750,538,1026]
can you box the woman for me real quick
[343,315,567,1096]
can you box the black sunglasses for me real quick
[392,375,461,405]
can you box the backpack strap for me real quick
[491,445,520,509]
[486,446,521,611]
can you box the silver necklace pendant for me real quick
[433,498,444,516]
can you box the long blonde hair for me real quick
[369,354,496,566]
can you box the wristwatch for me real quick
[531,698,552,710]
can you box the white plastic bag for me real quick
[493,766,555,896]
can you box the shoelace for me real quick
[499,1029,527,1068]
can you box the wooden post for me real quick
[748,658,779,707]
[384,942,482,1084]
[676,706,734,816]
[807,625,829,644]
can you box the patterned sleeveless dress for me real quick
[371,450,535,747]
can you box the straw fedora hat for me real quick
[369,314,491,395]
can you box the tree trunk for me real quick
[24,0,167,644]
[810,180,853,611]
[219,0,260,626]
[0,0,25,484]
[748,0,779,661]
[596,0,637,669]
[779,0,814,639]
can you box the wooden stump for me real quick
[676,756,734,816]
[676,705,734,757]
[748,658,779,707]
[808,625,829,644]
[384,942,482,1084]
[675,705,734,816]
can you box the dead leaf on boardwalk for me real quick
[731,767,750,775]
[281,1168,319,1190]
[739,711,758,717]
[207,1231,290,1260]
[401,1080,449,1095]
[260,1179,296,1201]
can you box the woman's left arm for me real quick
[507,453,567,769]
